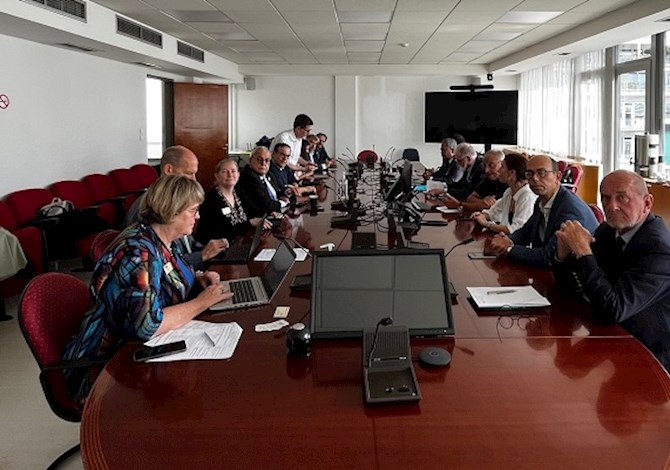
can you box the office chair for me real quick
[402,148,420,162]
[561,164,584,193]
[19,272,92,469]
[90,229,120,263]
[589,204,605,224]
[357,150,378,168]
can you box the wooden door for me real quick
[174,83,228,191]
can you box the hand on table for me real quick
[484,233,513,256]
[202,238,229,261]
[198,283,234,309]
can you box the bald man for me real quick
[555,170,670,370]
[124,145,228,270]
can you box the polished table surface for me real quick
[81,175,670,469]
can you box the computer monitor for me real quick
[310,249,454,338]
[384,160,413,202]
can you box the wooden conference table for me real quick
[81,179,670,470]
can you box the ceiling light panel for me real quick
[512,0,583,10]
[169,10,232,22]
[223,11,284,23]
[345,40,384,52]
[208,0,276,12]
[498,11,563,24]
[337,11,393,23]
[341,23,389,40]
[335,0,396,11]
[395,0,459,12]
[272,0,335,11]
[452,0,522,11]
[347,52,382,62]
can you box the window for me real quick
[146,76,167,159]
[617,36,652,63]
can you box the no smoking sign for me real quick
[0,94,10,110]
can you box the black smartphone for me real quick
[133,340,187,362]
[289,274,312,291]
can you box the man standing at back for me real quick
[272,114,316,172]
[484,155,598,267]
[554,170,670,370]
[124,145,227,270]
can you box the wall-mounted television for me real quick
[425,90,518,145]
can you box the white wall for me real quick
[233,74,518,170]
[0,34,147,196]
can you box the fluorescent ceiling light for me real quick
[170,10,232,23]
[498,11,563,24]
[338,11,393,23]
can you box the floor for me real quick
[0,261,86,470]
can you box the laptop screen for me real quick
[310,249,454,338]
[260,240,296,297]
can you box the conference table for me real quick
[81,172,670,469]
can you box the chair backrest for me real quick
[19,272,91,422]
[589,204,605,224]
[5,188,56,227]
[82,173,120,203]
[130,164,159,188]
[109,168,142,194]
[90,229,120,263]
[0,200,19,232]
[49,180,94,209]
[561,164,584,193]
[402,148,420,162]
[357,150,378,164]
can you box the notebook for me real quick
[209,220,264,264]
[210,240,296,311]
[466,286,550,309]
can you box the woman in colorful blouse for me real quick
[64,175,233,403]
[195,159,269,244]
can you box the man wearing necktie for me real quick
[485,155,598,267]
[238,146,287,218]
[554,170,670,371]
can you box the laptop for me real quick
[210,240,297,311]
[209,220,264,264]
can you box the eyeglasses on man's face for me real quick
[254,157,271,164]
[525,169,555,179]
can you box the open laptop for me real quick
[210,240,297,311]
[209,220,264,264]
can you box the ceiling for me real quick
[89,0,670,75]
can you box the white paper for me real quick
[145,320,243,362]
[255,320,289,332]
[253,248,308,262]
[436,206,461,214]
[466,286,550,309]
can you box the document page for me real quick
[466,286,550,309]
[144,320,243,362]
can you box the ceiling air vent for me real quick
[177,41,205,63]
[116,16,163,48]
[25,0,86,21]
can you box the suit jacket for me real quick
[313,147,330,166]
[554,214,670,370]
[237,166,282,218]
[509,186,598,268]
[447,156,485,199]
[432,158,463,185]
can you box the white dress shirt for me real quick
[483,184,538,234]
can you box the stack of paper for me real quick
[436,206,461,214]
[466,286,550,309]
[144,320,243,362]
[254,247,309,262]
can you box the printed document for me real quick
[145,320,243,362]
[466,286,550,309]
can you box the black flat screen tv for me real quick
[425,91,518,145]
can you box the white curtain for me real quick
[573,51,605,162]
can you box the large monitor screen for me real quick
[310,250,454,338]
[425,91,518,145]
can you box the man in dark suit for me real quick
[427,137,463,185]
[485,155,598,267]
[237,146,287,218]
[446,143,485,199]
[268,143,316,197]
[554,170,670,370]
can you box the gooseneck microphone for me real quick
[444,238,474,258]
[367,317,393,369]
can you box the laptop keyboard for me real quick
[229,279,258,304]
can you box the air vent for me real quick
[116,16,163,48]
[177,41,205,63]
[25,0,86,21]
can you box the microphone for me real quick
[367,317,393,369]
[345,147,357,161]
[444,238,474,257]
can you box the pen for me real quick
[487,289,516,295]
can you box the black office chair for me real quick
[402,148,420,162]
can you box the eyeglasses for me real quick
[254,157,271,164]
[525,169,555,179]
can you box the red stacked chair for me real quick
[561,164,584,193]
[130,164,159,189]
[109,168,144,213]
[81,173,125,226]
[0,201,47,319]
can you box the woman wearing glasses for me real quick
[471,153,537,234]
[196,159,270,244]
[64,175,233,404]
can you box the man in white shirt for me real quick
[272,114,316,172]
